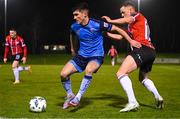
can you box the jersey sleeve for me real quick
[19,37,27,57]
[100,21,112,32]
[70,29,76,36]
[5,37,9,46]
[4,46,9,58]
[70,23,77,35]
[20,37,26,47]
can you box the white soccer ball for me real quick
[29,96,47,112]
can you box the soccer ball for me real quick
[29,96,47,112]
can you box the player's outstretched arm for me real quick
[101,16,134,24]
[102,16,133,24]
[110,25,141,48]
[107,32,123,40]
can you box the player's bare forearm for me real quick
[110,25,141,48]
[70,33,75,56]
[111,25,132,43]
[109,18,127,24]
[107,32,123,41]
[102,16,129,24]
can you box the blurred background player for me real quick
[60,2,141,109]
[102,1,163,112]
[107,45,118,66]
[3,28,31,84]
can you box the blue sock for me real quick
[61,78,72,96]
[76,75,92,101]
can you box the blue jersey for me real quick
[71,18,112,57]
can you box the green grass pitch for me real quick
[0,55,180,118]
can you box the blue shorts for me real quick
[69,55,104,72]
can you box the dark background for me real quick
[0,0,179,55]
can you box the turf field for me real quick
[0,54,180,118]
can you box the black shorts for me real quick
[11,54,23,62]
[128,45,156,73]
[110,56,115,59]
[69,55,104,72]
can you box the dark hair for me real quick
[122,1,137,11]
[9,28,16,32]
[72,2,89,12]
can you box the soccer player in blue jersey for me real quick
[60,2,141,109]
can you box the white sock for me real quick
[112,61,115,66]
[13,67,19,81]
[24,66,29,71]
[76,75,92,101]
[17,66,24,71]
[17,66,29,71]
[119,75,137,104]
[142,78,161,99]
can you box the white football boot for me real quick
[120,102,139,112]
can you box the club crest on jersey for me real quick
[90,28,95,32]
[103,22,109,28]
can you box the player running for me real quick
[107,45,118,66]
[3,28,31,84]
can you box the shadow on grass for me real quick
[91,93,127,108]
[58,93,157,112]
[58,93,127,112]
[69,98,92,112]
[139,102,156,109]
[57,96,92,113]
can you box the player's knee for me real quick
[85,68,93,75]
[60,71,68,79]
[116,71,126,79]
[12,66,17,70]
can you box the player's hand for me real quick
[130,40,142,48]
[21,57,27,64]
[71,49,76,56]
[3,58,7,63]
[101,16,111,22]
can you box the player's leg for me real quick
[60,62,77,109]
[70,58,102,107]
[116,55,139,112]
[139,70,164,109]
[138,46,163,109]
[12,60,20,84]
[112,57,115,66]
[60,62,77,95]
[17,65,31,73]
